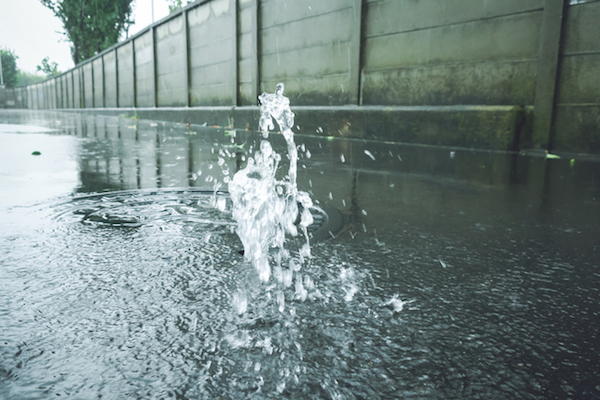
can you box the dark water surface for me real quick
[1,110,599,399]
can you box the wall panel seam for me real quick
[261,6,354,30]
[364,9,544,39]
[363,58,539,73]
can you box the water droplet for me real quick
[364,150,376,161]
[233,291,247,315]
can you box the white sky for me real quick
[0,0,171,74]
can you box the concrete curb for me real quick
[57,105,527,151]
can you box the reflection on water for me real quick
[1,110,600,399]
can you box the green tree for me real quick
[36,57,61,77]
[17,71,45,86]
[168,0,193,13]
[0,48,19,87]
[40,0,135,65]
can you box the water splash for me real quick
[229,83,313,285]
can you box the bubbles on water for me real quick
[384,295,415,313]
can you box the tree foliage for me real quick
[0,49,19,87]
[168,0,193,13]
[37,57,61,77]
[40,0,135,65]
[17,71,46,86]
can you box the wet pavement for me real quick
[1,110,599,399]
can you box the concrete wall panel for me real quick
[556,54,600,105]
[239,31,253,60]
[365,0,543,38]
[261,74,352,106]
[189,0,235,106]
[238,57,253,83]
[562,1,600,55]
[190,63,234,105]
[261,7,353,55]
[73,68,81,108]
[190,38,237,68]
[83,63,94,108]
[66,72,73,108]
[156,15,186,106]
[134,30,154,107]
[238,0,255,105]
[239,82,253,105]
[27,86,33,109]
[92,58,104,107]
[260,5,355,105]
[482,0,544,17]
[117,42,135,107]
[260,0,352,28]
[553,105,600,153]
[62,75,66,108]
[362,60,537,106]
[239,3,252,33]
[104,51,118,107]
[364,12,542,71]
[261,42,352,81]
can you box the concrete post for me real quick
[132,37,137,108]
[152,26,158,107]
[71,71,75,108]
[232,0,239,106]
[115,50,120,108]
[61,75,65,108]
[183,10,191,107]
[41,82,46,109]
[350,0,364,105]
[81,66,86,108]
[57,77,61,108]
[102,56,106,108]
[54,79,57,109]
[251,0,259,100]
[532,0,566,150]
[91,60,95,108]
[0,85,6,109]
[45,81,50,109]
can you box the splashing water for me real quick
[229,83,314,288]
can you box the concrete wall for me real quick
[14,0,600,154]
[189,0,236,106]
[83,62,94,108]
[65,72,73,109]
[552,0,600,153]
[117,42,135,107]
[92,57,104,107]
[1,86,26,109]
[103,51,118,107]
[237,0,257,105]
[362,0,543,106]
[134,30,154,107]
[156,14,187,106]
[49,80,55,109]
[73,68,81,108]
[259,0,360,105]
